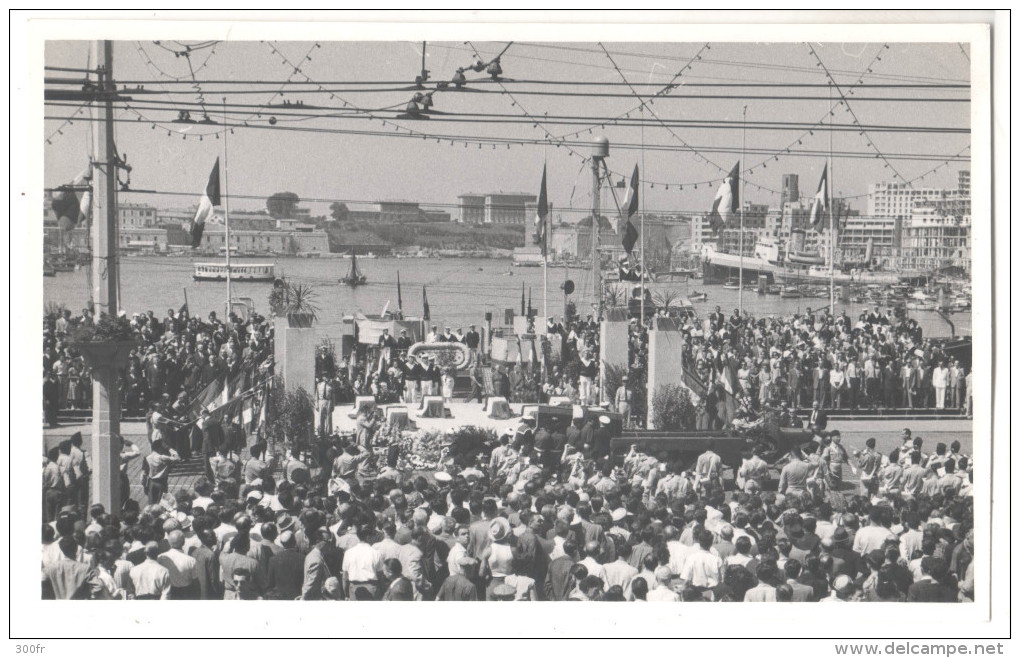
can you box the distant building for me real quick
[457,194,485,224]
[781,174,800,207]
[120,227,168,252]
[119,202,157,228]
[867,171,970,219]
[458,192,536,225]
[342,202,451,224]
[901,203,970,273]
[195,222,329,254]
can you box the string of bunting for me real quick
[807,43,913,188]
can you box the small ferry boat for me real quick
[193,262,276,282]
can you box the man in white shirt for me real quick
[852,508,896,555]
[578,541,606,583]
[601,542,639,599]
[130,542,172,600]
[680,529,723,590]
[646,566,680,602]
[157,530,198,599]
[446,525,472,577]
[341,526,382,599]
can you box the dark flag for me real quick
[521,283,526,317]
[527,287,533,318]
[534,164,549,257]
[397,271,404,313]
[191,158,221,248]
[809,164,828,230]
[621,164,639,254]
[708,161,740,234]
[422,285,430,321]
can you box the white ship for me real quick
[194,262,276,282]
[701,233,901,287]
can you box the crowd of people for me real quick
[43,306,274,426]
[42,300,974,603]
[682,305,971,415]
[42,403,974,602]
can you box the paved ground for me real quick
[43,410,973,506]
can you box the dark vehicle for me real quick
[611,424,814,471]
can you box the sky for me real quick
[43,40,971,219]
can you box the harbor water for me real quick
[42,255,971,338]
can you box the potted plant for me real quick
[68,313,140,369]
[268,279,320,328]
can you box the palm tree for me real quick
[603,284,626,309]
[653,289,681,315]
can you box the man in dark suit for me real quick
[543,540,579,601]
[463,324,481,353]
[808,401,828,435]
[907,557,957,602]
[266,530,305,600]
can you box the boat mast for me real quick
[223,97,232,319]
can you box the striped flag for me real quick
[708,161,740,234]
[534,164,549,257]
[422,285,430,321]
[191,158,221,248]
[621,164,639,254]
[809,164,828,230]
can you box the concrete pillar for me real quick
[645,328,685,429]
[275,317,317,394]
[78,341,134,512]
[91,365,122,511]
[599,319,629,406]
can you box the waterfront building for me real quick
[457,192,536,225]
[119,202,158,228]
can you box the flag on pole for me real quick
[421,285,430,321]
[521,283,526,316]
[397,271,404,314]
[51,166,92,233]
[191,158,221,248]
[534,164,549,257]
[809,164,828,230]
[527,288,533,318]
[621,164,639,253]
[708,161,740,234]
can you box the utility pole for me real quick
[89,39,123,512]
[591,137,609,320]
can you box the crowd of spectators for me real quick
[43,306,274,426]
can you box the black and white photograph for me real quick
[10,10,1009,647]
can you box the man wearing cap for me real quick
[592,416,613,461]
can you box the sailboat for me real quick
[340,251,367,287]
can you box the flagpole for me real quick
[640,106,646,325]
[828,83,835,315]
[223,97,232,319]
[739,104,747,315]
[543,161,548,323]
